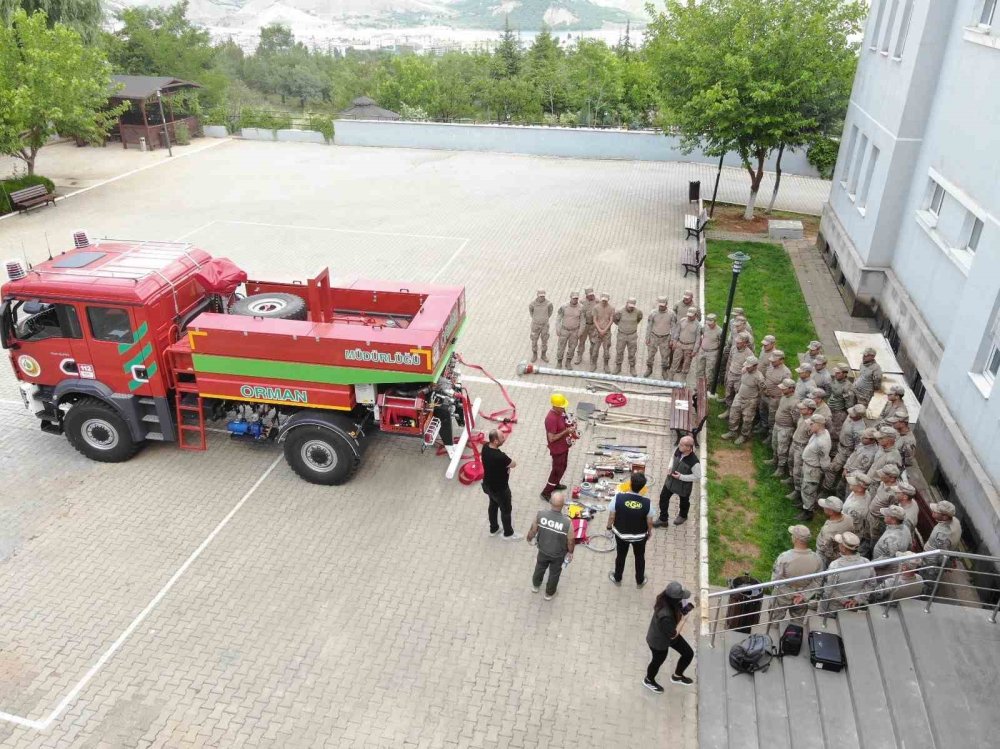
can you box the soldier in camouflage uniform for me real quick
[812,355,833,397]
[865,464,901,545]
[670,307,700,375]
[853,347,883,408]
[722,356,764,444]
[694,313,723,387]
[891,414,917,470]
[784,399,817,500]
[818,532,875,614]
[843,427,880,482]
[823,404,867,493]
[842,473,872,536]
[866,427,904,486]
[613,298,643,376]
[528,289,553,363]
[556,291,585,370]
[719,332,753,418]
[794,363,815,400]
[879,384,908,425]
[673,290,700,323]
[768,525,824,622]
[591,293,614,372]
[924,501,959,562]
[644,296,674,379]
[827,364,856,442]
[758,350,791,438]
[800,340,824,368]
[809,388,833,423]
[766,379,799,478]
[720,314,753,376]
[797,414,832,521]
[872,505,912,561]
[758,335,777,364]
[574,287,598,365]
[815,496,855,566]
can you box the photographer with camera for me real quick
[644,581,696,693]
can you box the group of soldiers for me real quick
[528,289,713,379]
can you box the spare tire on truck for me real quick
[230,293,307,320]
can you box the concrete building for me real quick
[817,0,1000,555]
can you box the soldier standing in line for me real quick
[823,404,867,494]
[809,388,833,423]
[768,525,823,622]
[673,290,700,323]
[590,293,615,372]
[758,335,777,363]
[555,291,584,370]
[865,464,901,546]
[644,296,674,379]
[890,414,917,470]
[694,313,723,387]
[854,347,883,408]
[842,474,872,535]
[872,505,912,561]
[731,308,754,343]
[818,533,875,614]
[784,398,817,499]
[797,414,832,521]
[879,385,908,425]
[528,289,553,363]
[812,355,833,397]
[613,298,643,377]
[719,332,752,418]
[924,501,959,561]
[800,340,824,368]
[722,356,765,445]
[794,363,815,400]
[843,427,880,485]
[758,350,791,438]
[815,496,855,567]
[866,427,904,486]
[574,287,597,365]
[670,308,700,375]
[720,314,753,376]
[765,379,799,479]
[827,364,857,442]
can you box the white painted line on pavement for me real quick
[222,219,468,243]
[174,220,217,241]
[0,454,283,730]
[430,238,470,282]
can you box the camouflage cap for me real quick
[780,378,796,388]
[797,364,813,374]
[763,334,776,344]
[863,346,877,356]
[810,388,827,399]
[877,464,901,478]
[818,496,843,511]
[770,349,785,360]
[862,427,879,439]
[626,297,637,305]
[887,414,907,424]
[808,340,822,350]
[880,505,906,520]
[683,289,695,299]
[930,500,956,517]
[889,384,906,395]
[834,363,852,374]
[686,306,698,316]
[848,404,867,416]
[732,307,745,315]
[570,290,580,299]
[814,354,827,365]
[737,331,752,342]
[893,482,916,497]
[835,531,861,550]
[847,473,872,486]
[656,295,668,304]
[600,292,610,301]
[584,286,595,294]
[536,289,546,296]
[799,398,817,410]
[788,524,812,540]
[743,356,759,367]
[706,313,717,321]
[878,426,898,438]
[808,414,828,425]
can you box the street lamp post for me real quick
[710,250,751,395]
[156,90,173,157]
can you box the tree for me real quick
[527,24,568,116]
[567,39,622,127]
[256,23,294,57]
[0,10,126,174]
[0,0,103,42]
[645,0,864,218]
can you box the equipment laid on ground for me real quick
[729,634,777,675]
[808,631,847,672]
[1,236,483,485]
[779,624,804,656]
[517,361,686,390]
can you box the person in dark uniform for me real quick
[607,473,655,587]
[481,429,517,539]
[654,435,701,527]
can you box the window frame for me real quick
[980,0,997,28]
[839,125,859,187]
[881,0,900,54]
[858,145,880,211]
[847,134,868,197]
[929,182,945,216]
[967,217,984,253]
[10,299,83,343]
[869,0,887,50]
[86,306,136,345]
[894,0,914,59]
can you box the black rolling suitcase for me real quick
[808,631,846,671]
[724,573,764,633]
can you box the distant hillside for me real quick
[449,0,632,29]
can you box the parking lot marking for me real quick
[174,220,217,241]
[430,238,470,282]
[0,454,283,730]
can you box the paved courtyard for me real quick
[0,139,829,748]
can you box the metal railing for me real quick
[705,549,1000,647]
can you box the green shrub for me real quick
[174,122,191,145]
[0,175,57,215]
[306,115,334,143]
[807,137,840,180]
[237,107,293,132]
[203,106,231,132]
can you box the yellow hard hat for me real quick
[551,393,569,409]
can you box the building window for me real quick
[929,181,945,216]
[894,0,914,58]
[869,0,886,49]
[858,145,880,210]
[981,307,1000,390]
[882,0,900,53]
[967,217,984,253]
[839,125,859,186]
[848,134,868,197]
[980,0,997,27]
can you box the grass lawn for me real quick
[704,239,824,586]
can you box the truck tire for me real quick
[230,293,307,320]
[283,425,360,485]
[64,397,141,463]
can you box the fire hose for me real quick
[438,354,519,485]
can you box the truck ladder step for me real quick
[174,393,207,451]
[422,417,442,452]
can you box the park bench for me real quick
[670,377,709,446]
[682,240,706,277]
[9,184,56,214]
[684,212,708,240]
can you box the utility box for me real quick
[688,180,701,202]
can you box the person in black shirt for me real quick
[481,429,518,539]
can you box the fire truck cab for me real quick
[2,238,474,485]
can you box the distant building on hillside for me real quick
[337,97,401,121]
[817,0,1000,555]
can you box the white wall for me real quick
[333,120,821,177]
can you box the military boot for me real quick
[613,363,622,375]
[720,432,735,440]
[531,348,538,363]
[540,349,549,363]
[643,368,653,379]
[574,350,583,365]
[771,467,785,478]
[629,364,637,377]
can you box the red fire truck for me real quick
[1,237,478,485]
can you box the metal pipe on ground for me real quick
[517,362,686,390]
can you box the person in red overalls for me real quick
[541,393,577,502]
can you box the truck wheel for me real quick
[230,293,307,320]
[283,426,359,485]
[64,397,141,463]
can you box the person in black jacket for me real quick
[644,581,695,692]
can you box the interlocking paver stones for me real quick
[0,140,821,748]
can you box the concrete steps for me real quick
[697,600,1000,748]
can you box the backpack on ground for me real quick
[779,624,804,656]
[729,633,776,675]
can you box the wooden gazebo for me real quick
[338,96,400,121]
[109,76,203,150]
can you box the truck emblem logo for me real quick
[239,384,308,403]
[344,347,423,367]
[17,355,41,378]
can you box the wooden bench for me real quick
[9,184,56,214]
[669,377,710,445]
[684,212,708,240]
[682,240,706,277]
